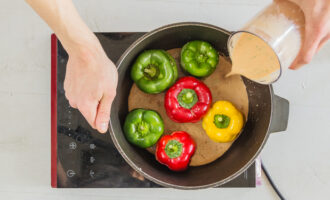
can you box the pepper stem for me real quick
[143,64,160,80]
[137,121,149,137]
[165,140,183,158]
[196,53,207,63]
[214,114,230,129]
[177,89,198,109]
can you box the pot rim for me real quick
[110,22,274,189]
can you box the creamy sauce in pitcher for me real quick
[227,0,305,83]
[227,32,280,82]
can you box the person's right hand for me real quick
[25,0,118,133]
[288,0,330,69]
[64,42,118,133]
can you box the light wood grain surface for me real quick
[1,0,330,199]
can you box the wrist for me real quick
[54,18,102,56]
[64,32,103,56]
[68,42,107,69]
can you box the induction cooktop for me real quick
[51,32,258,188]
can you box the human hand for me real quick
[64,43,118,133]
[287,0,330,69]
[25,0,118,133]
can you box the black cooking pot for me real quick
[110,22,289,189]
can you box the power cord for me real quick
[261,162,286,200]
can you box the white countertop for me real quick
[1,0,329,199]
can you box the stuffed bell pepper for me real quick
[181,40,219,77]
[123,109,164,148]
[131,50,178,94]
[165,76,212,123]
[156,131,196,171]
[202,101,244,143]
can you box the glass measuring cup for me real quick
[228,0,305,84]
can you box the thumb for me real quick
[95,94,114,133]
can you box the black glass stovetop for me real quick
[52,32,256,188]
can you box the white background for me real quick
[1,0,330,199]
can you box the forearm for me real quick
[25,0,100,54]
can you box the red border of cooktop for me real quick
[51,34,58,188]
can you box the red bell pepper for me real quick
[164,76,212,123]
[155,131,196,171]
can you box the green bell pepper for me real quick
[131,50,178,94]
[123,109,164,148]
[181,40,219,77]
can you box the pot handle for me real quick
[269,95,289,133]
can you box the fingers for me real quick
[65,92,77,109]
[290,35,322,70]
[317,34,330,52]
[95,94,115,133]
[77,100,98,129]
[289,20,325,70]
[67,94,115,133]
[68,100,77,109]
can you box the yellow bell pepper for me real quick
[202,101,244,143]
